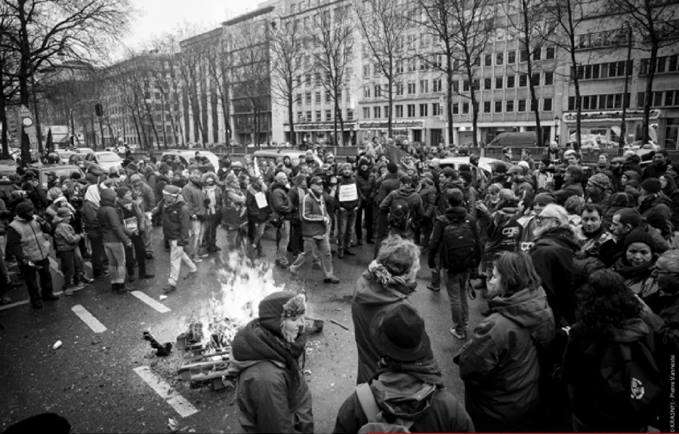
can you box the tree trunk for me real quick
[333,94,338,146]
[467,65,479,148]
[31,83,44,153]
[288,91,296,146]
[566,0,581,150]
[0,59,9,159]
[132,112,142,149]
[643,42,658,144]
[387,83,393,139]
[18,0,32,163]
[446,55,455,146]
[522,0,543,147]
[620,25,632,149]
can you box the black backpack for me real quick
[441,219,479,273]
[388,197,411,231]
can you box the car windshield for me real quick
[97,152,120,162]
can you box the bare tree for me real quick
[309,6,354,146]
[610,0,677,144]
[0,3,18,158]
[205,40,232,146]
[505,0,550,147]
[355,0,408,139]
[270,16,305,146]
[538,0,589,149]
[0,0,130,162]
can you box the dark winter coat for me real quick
[454,286,555,431]
[246,186,271,224]
[428,207,481,270]
[530,226,580,326]
[97,190,130,245]
[81,199,101,236]
[375,173,400,204]
[379,185,425,222]
[270,182,293,220]
[300,191,329,238]
[161,198,191,245]
[351,272,415,384]
[355,170,375,203]
[564,317,656,431]
[182,180,206,217]
[336,174,360,210]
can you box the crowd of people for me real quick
[1,139,678,432]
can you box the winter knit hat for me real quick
[56,207,73,218]
[258,291,306,334]
[587,173,613,192]
[163,184,181,196]
[533,192,556,206]
[623,228,659,253]
[616,207,642,228]
[640,178,662,194]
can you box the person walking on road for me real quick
[159,184,196,294]
[182,170,207,263]
[230,291,313,434]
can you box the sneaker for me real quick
[449,328,467,340]
[163,285,177,294]
[427,284,441,293]
[184,269,198,280]
[80,275,94,284]
[192,256,203,263]
[63,287,75,296]
[199,252,209,258]
[323,276,340,284]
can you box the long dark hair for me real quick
[494,251,542,295]
[575,269,642,337]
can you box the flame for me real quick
[191,251,289,352]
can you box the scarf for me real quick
[84,184,100,206]
[367,260,416,295]
[204,185,217,215]
[231,320,306,402]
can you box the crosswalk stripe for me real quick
[130,291,171,313]
[71,304,107,333]
[133,366,198,418]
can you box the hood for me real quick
[352,274,413,307]
[443,206,467,222]
[610,317,650,343]
[270,181,288,192]
[489,286,555,346]
[534,226,580,252]
[371,372,439,420]
[613,255,655,280]
[99,188,117,207]
[396,185,416,197]
[84,184,100,206]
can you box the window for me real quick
[396,82,404,96]
[384,106,389,117]
[407,104,416,117]
[484,78,492,90]
[395,105,403,118]
[519,74,527,87]
[496,52,504,65]
[315,111,321,121]
[463,80,469,91]
[507,75,515,88]
[485,53,492,66]
[530,99,536,111]
[506,100,514,112]
[483,101,490,112]
[420,79,429,93]
[297,111,303,121]
[363,107,370,119]
[407,58,417,72]
[508,50,516,64]
[326,110,332,120]
[452,103,459,114]
[665,91,674,106]
[546,46,555,59]
[654,91,663,106]
[306,111,312,121]
[305,92,312,104]
[325,91,331,103]
[495,101,502,112]
[520,49,528,62]
[533,46,541,60]
[531,73,540,86]
[433,78,442,92]
[543,97,552,111]
[375,85,382,97]
[472,79,479,90]
[296,93,302,106]
[315,91,321,104]
[396,60,403,74]
[374,106,381,118]
[495,77,503,89]
[432,103,441,116]
[407,81,416,94]
[462,102,469,113]
[347,109,354,120]
[544,71,553,85]
[314,73,321,86]
[305,74,311,86]
[473,56,480,66]
[453,81,459,93]
[363,86,371,98]
[419,103,428,116]
[518,99,526,111]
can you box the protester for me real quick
[158,184,196,294]
[53,207,87,295]
[98,188,131,293]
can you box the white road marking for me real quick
[71,304,107,333]
[130,291,171,313]
[133,366,198,418]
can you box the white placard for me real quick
[254,191,268,209]
[338,183,358,203]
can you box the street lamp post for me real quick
[620,22,633,150]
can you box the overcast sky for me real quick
[120,0,258,52]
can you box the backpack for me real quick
[388,196,411,231]
[599,337,663,427]
[355,383,414,434]
[441,219,480,273]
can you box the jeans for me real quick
[276,220,291,264]
[20,258,54,302]
[203,214,219,252]
[354,201,374,243]
[104,242,127,284]
[89,233,106,276]
[189,218,205,257]
[248,221,267,256]
[124,234,147,278]
[57,249,83,285]
[142,212,153,253]
[290,236,335,279]
[337,208,356,253]
[445,271,469,333]
[169,240,196,286]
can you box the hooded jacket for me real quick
[222,184,247,230]
[428,207,480,270]
[454,286,555,431]
[181,179,206,217]
[564,317,656,431]
[355,169,375,203]
[97,189,130,245]
[270,181,293,220]
[351,271,416,384]
[246,185,271,223]
[81,185,102,235]
[379,185,425,222]
[161,196,191,245]
[375,173,400,204]
[336,173,359,210]
[530,226,580,326]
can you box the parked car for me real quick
[37,164,84,189]
[160,150,220,172]
[56,149,77,165]
[437,156,509,177]
[84,151,123,172]
[0,159,17,178]
[487,132,538,148]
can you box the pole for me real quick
[98,115,105,149]
[619,24,632,151]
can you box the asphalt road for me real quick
[0,227,483,433]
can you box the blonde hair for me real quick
[376,235,421,282]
